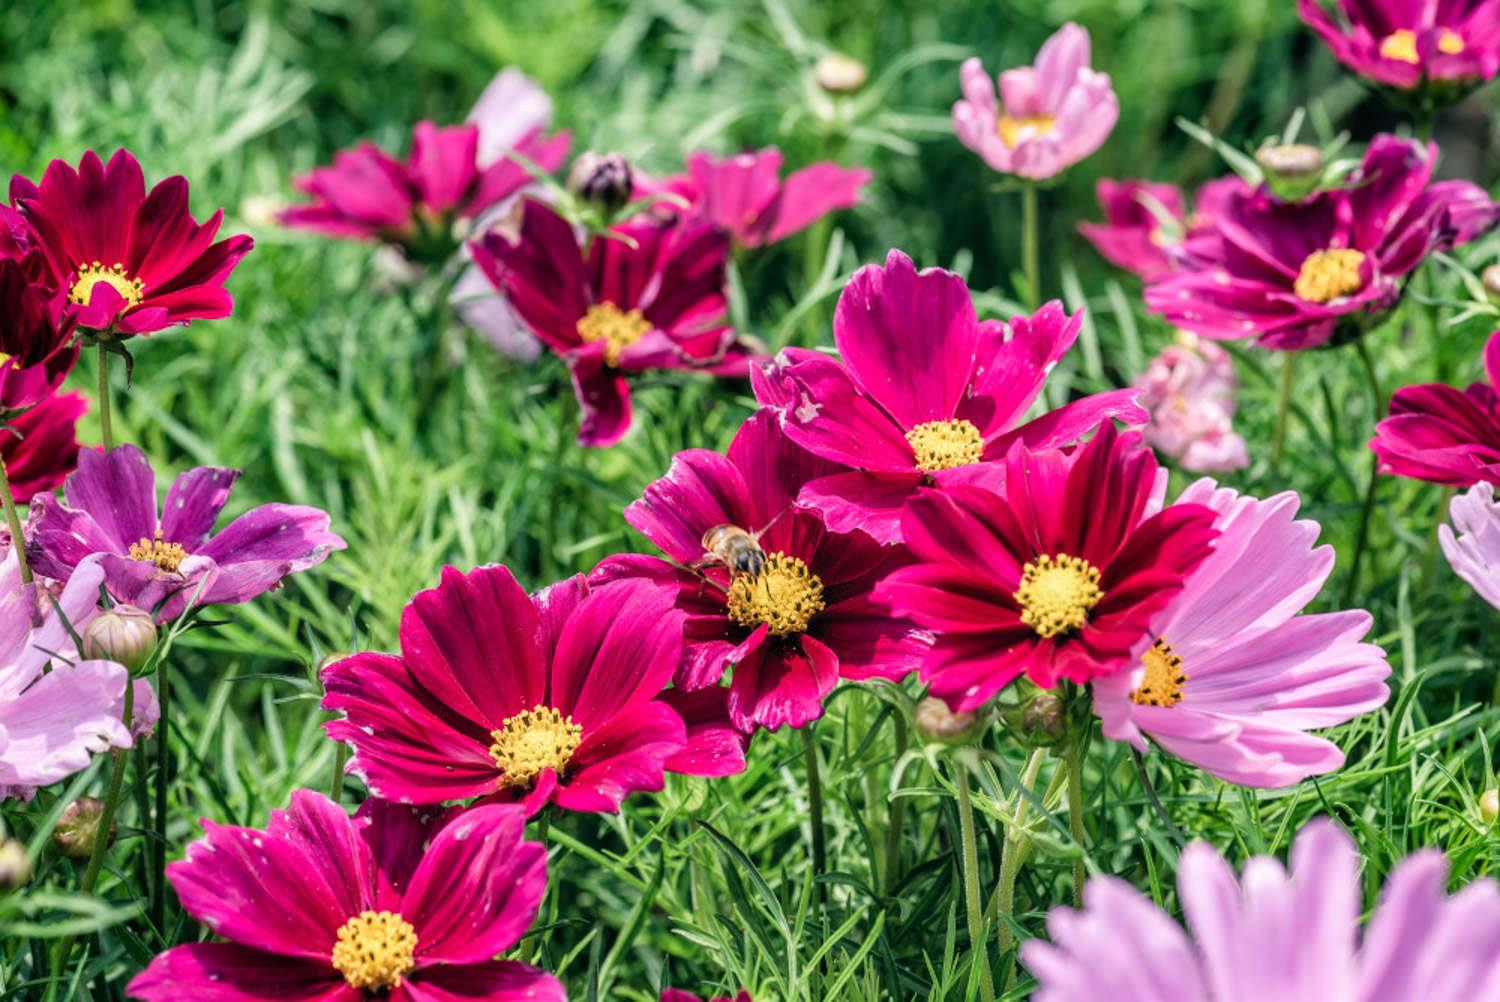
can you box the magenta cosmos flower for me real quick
[1078,176,1246,280]
[1146,136,1499,350]
[1135,337,1249,474]
[29,444,345,622]
[128,791,563,1001]
[1299,0,1500,92]
[8,149,252,337]
[1093,480,1390,787]
[753,250,1146,543]
[952,23,1118,180]
[663,991,751,1002]
[0,250,77,413]
[593,412,929,732]
[2,391,85,504]
[322,565,737,813]
[875,424,1218,709]
[473,198,748,447]
[1023,817,1500,1001]
[1438,481,1500,609]
[1370,330,1500,485]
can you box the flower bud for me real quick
[814,52,868,94]
[1018,689,1068,744]
[1255,144,1325,201]
[567,152,634,215]
[1482,264,1500,301]
[82,605,157,672]
[0,839,29,891]
[54,797,113,861]
[1481,788,1498,826]
[914,696,978,743]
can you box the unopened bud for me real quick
[914,696,978,743]
[82,605,157,673]
[0,839,29,891]
[814,52,868,94]
[1481,788,1498,826]
[53,797,112,861]
[1481,264,1500,300]
[1020,689,1067,743]
[567,152,634,215]
[1256,144,1325,201]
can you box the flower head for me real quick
[8,150,252,337]
[0,249,77,413]
[1077,176,1246,280]
[30,444,345,622]
[1438,481,1500,609]
[875,424,1218,709]
[1299,0,1500,93]
[2,391,85,504]
[952,23,1118,180]
[1135,336,1249,473]
[1371,330,1500,485]
[127,792,564,1001]
[753,250,1146,542]
[1023,817,1500,1001]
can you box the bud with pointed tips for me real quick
[1255,144,1325,201]
[0,839,28,891]
[82,605,157,673]
[54,797,113,861]
[914,697,978,744]
[567,152,634,215]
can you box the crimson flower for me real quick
[875,424,1218,709]
[0,250,77,413]
[1299,0,1500,93]
[1370,329,1500,485]
[3,392,85,504]
[1077,176,1245,280]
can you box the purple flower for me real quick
[30,445,345,623]
[1299,0,1500,92]
[1439,481,1500,609]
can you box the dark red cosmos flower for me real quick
[4,392,85,503]
[875,423,1218,710]
[1370,330,1500,485]
[9,150,253,337]
[0,250,77,414]
[593,413,929,732]
[1077,176,1246,280]
[473,199,755,447]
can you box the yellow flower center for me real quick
[726,552,826,637]
[1293,248,1366,303]
[905,419,984,472]
[1014,554,1103,639]
[488,706,583,787]
[1438,29,1466,55]
[69,262,144,309]
[576,302,652,367]
[1130,639,1188,707]
[997,113,1056,149]
[128,529,187,573]
[1380,28,1464,63]
[330,910,418,992]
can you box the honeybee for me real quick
[699,524,768,578]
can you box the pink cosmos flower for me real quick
[1135,337,1250,473]
[875,424,1218,709]
[1370,330,1500,485]
[663,991,752,1002]
[29,444,345,622]
[1093,480,1390,787]
[1023,817,1500,1001]
[0,250,77,413]
[753,250,1146,543]
[1438,481,1500,609]
[952,23,1119,180]
[593,413,929,732]
[322,565,736,814]
[1077,176,1246,280]
[1299,0,1500,91]
[473,199,751,447]
[128,791,564,1001]
[8,150,253,337]
[2,391,85,504]
[1146,135,1499,350]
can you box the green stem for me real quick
[149,656,170,931]
[994,747,1045,990]
[1271,352,1297,474]
[0,457,31,584]
[801,727,827,914]
[1021,183,1040,311]
[330,739,348,802]
[96,345,113,451]
[882,711,909,895]
[954,764,995,1002]
[1343,339,1384,607]
[1062,739,1088,909]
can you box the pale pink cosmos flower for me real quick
[952,23,1119,180]
[1135,337,1250,473]
[1439,481,1500,609]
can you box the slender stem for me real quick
[882,711,909,895]
[535,811,550,845]
[330,739,348,802]
[0,458,31,584]
[953,764,995,1002]
[149,656,170,930]
[1270,352,1297,474]
[1131,749,1187,845]
[994,747,1045,991]
[801,727,827,911]
[1062,739,1088,909]
[96,345,113,451]
[1344,339,1384,607]
[1021,183,1040,311]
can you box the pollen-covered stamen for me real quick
[1379,29,1420,64]
[1293,248,1366,304]
[576,302,652,367]
[1438,29,1465,55]
[331,910,418,991]
[489,706,583,787]
[726,552,826,637]
[906,419,984,472]
[997,113,1056,149]
[69,262,144,309]
[1014,554,1103,639]
[128,529,187,573]
[1131,639,1188,707]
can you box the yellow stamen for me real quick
[1130,639,1188,707]
[1014,554,1102,639]
[1438,29,1465,55]
[997,113,1056,149]
[489,706,583,787]
[69,262,144,309]
[726,552,826,637]
[128,529,187,574]
[576,302,652,367]
[1379,29,1420,64]
[1293,248,1365,304]
[330,910,417,991]
[905,419,984,472]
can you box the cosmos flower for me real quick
[0,251,77,413]
[1438,481,1500,609]
[29,444,345,623]
[322,565,736,813]
[753,250,1145,543]
[875,423,1218,709]
[473,198,751,447]
[128,792,564,1001]
[1077,176,1245,280]
[663,991,752,1002]
[1134,336,1250,473]
[1370,330,1500,486]
[1146,135,1499,350]
[1092,480,1390,787]
[1299,0,1500,92]
[2,391,85,504]
[8,149,253,337]
[1022,817,1500,1000]
[593,412,929,732]
[952,23,1119,180]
